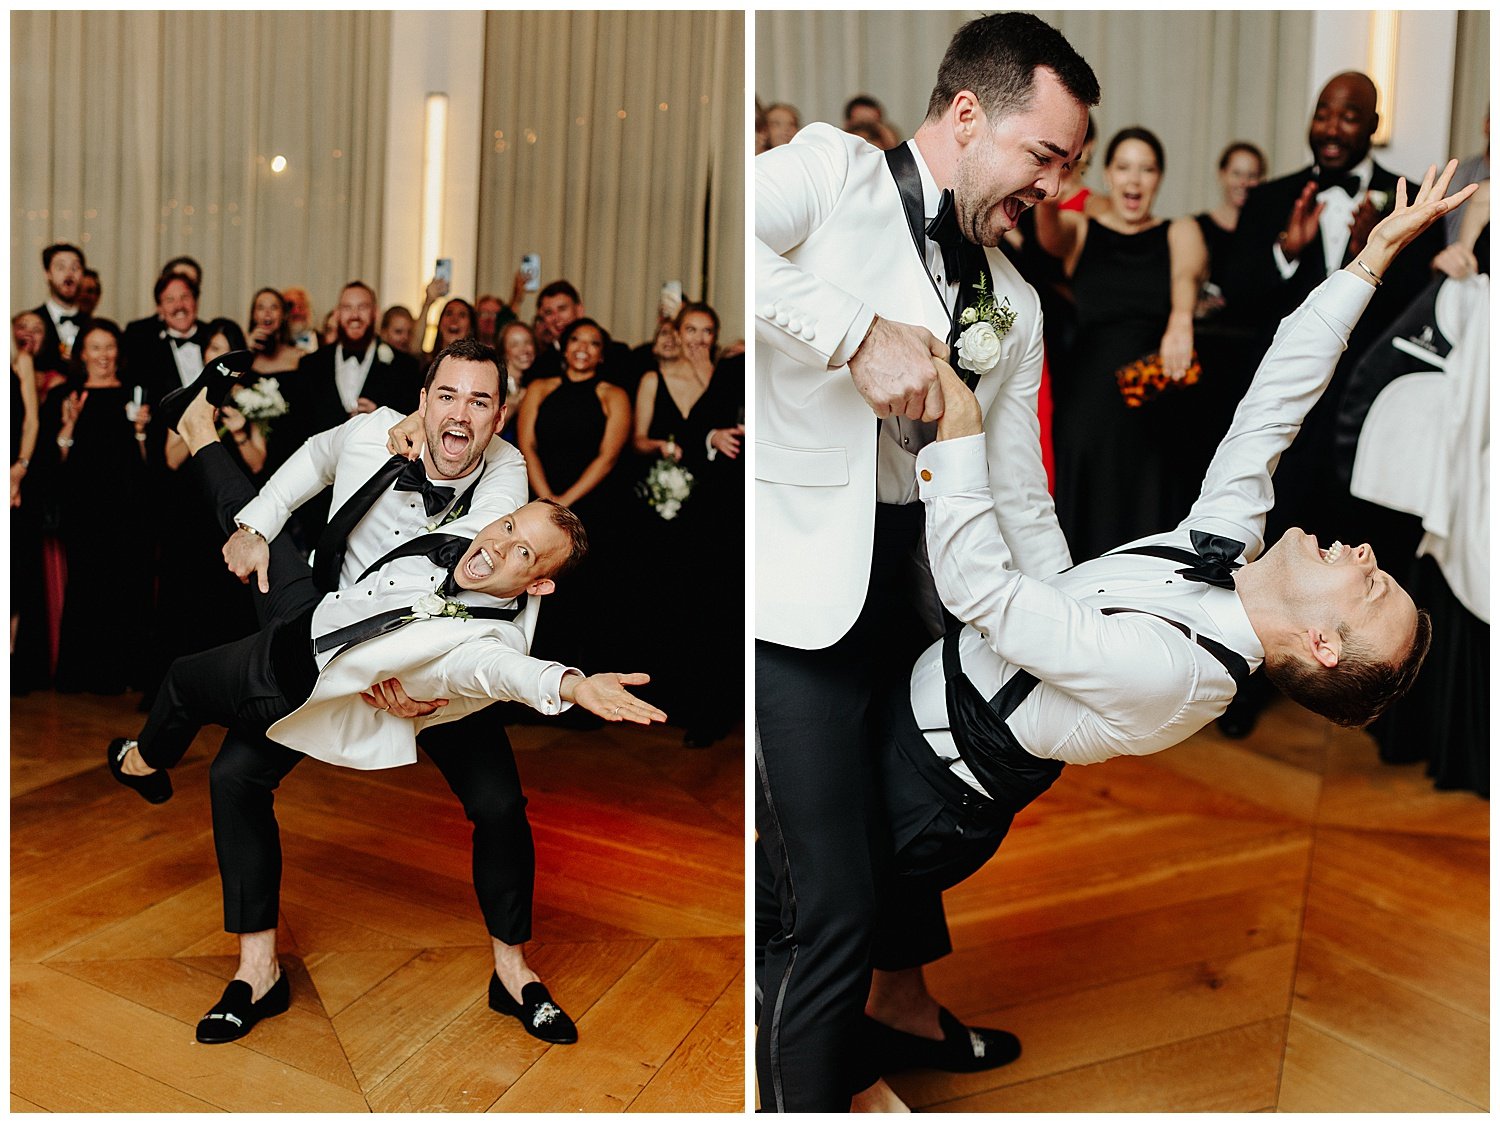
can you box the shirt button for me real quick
[902,436,910,447]
[920,469,932,482]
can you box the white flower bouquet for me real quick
[638,447,695,521]
[228,377,290,436]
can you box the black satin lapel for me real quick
[952,244,996,388]
[885,145,945,307]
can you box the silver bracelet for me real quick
[1354,258,1383,286]
[56,436,74,449]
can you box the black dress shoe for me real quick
[106,738,172,804]
[488,975,578,1044]
[158,349,257,432]
[863,1007,1021,1074]
[195,969,291,1044]
[1216,695,1260,739]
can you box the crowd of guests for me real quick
[757,76,1488,794]
[12,250,745,747]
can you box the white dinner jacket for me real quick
[266,589,553,771]
[235,407,529,552]
[755,124,1069,650]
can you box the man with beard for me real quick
[1220,71,1443,737]
[30,242,86,371]
[754,12,1098,1111]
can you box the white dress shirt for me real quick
[44,298,81,355]
[1273,157,1374,279]
[912,271,1375,785]
[876,141,959,506]
[167,329,203,388]
[335,343,377,413]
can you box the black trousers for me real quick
[137,443,535,942]
[754,504,945,1112]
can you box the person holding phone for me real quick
[245,287,304,376]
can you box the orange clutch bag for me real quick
[1114,351,1202,408]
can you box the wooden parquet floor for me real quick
[886,695,1489,1113]
[11,690,746,1113]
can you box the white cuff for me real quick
[705,432,718,461]
[915,433,988,499]
[537,663,581,714]
[1272,242,1298,279]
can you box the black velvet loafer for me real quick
[106,738,172,804]
[488,975,578,1044]
[158,349,257,432]
[864,1007,1021,1074]
[195,969,291,1044]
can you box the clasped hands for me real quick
[848,315,981,439]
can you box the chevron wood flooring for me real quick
[11,690,746,1113]
[885,694,1488,1113]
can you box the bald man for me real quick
[1218,71,1445,737]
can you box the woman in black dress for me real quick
[1034,126,1208,561]
[39,321,155,693]
[516,318,633,678]
[630,302,744,743]
[11,342,46,691]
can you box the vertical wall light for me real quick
[419,92,449,351]
[1368,11,1399,146]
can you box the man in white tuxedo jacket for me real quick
[753,13,1099,1111]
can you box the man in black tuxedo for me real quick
[129,271,211,409]
[284,280,422,436]
[1219,71,1444,738]
[29,243,86,373]
[122,256,203,372]
[525,279,638,394]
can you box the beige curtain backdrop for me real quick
[756,11,1322,219]
[1450,9,1490,159]
[11,11,389,329]
[477,10,745,347]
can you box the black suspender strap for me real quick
[1099,607,1250,691]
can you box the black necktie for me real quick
[1177,530,1244,590]
[312,455,411,593]
[925,189,963,284]
[393,458,456,517]
[1315,169,1362,196]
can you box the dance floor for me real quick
[11,691,745,1113]
[888,693,1489,1112]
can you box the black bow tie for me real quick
[925,189,963,283]
[393,457,456,518]
[168,334,197,349]
[57,312,81,326]
[1177,530,1244,590]
[341,341,371,363]
[1314,169,1362,197]
[425,535,471,596]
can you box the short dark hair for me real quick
[925,12,1099,123]
[534,497,589,577]
[1264,610,1433,728]
[154,271,199,302]
[205,316,249,353]
[342,280,377,304]
[42,243,85,270]
[1218,140,1267,175]
[161,255,202,282]
[843,94,883,121]
[83,267,101,283]
[558,316,610,350]
[1105,126,1166,175]
[423,337,503,392]
[381,305,414,330]
[537,280,580,306]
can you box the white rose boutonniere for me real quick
[955,274,1016,380]
[378,342,394,365]
[411,592,448,619]
[1364,189,1391,215]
